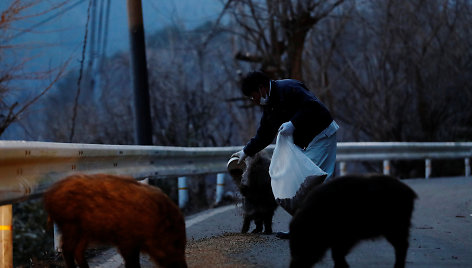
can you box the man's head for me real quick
[241,71,271,105]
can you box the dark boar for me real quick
[289,174,417,268]
[43,173,187,268]
[229,153,278,234]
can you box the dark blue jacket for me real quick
[243,79,333,156]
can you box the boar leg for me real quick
[252,218,263,233]
[62,242,76,268]
[241,215,252,233]
[263,214,273,234]
[289,253,321,268]
[61,225,80,268]
[331,242,354,268]
[74,237,90,268]
[385,231,409,268]
[120,246,141,268]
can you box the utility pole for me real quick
[127,0,153,145]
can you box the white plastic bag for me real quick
[269,133,327,199]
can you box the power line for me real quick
[70,0,93,143]
[102,0,111,59]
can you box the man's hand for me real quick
[231,150,247,164]
[279,121,295,136]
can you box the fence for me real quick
[0,140,471,267]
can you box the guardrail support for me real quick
[0,204,13,268]
[465,158,470,177]
[178,177,189,208]
[215,173,225,205]
[425,158,432,179]
[383,160,391,175]
[54,224,62,253]
[339,162,347,176]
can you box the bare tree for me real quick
[227,0,345,80]
[40,21,244,147]
[0,0,70,137]
[41,51,135,144]
[328,0,472,142]
[147,23,240,147]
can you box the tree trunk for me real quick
[286,32,307,80]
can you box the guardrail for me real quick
[0,140,471,266]
[336,142,472,178]
[0,140,242,206]
[1,141,471,205]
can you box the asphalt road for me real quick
[89,176,472,268]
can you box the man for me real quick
[232,71,339,236]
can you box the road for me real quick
[89,176,472,267]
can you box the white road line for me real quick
[185,205,235,228]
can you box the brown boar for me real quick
[229,153,278,234]
[43,173,187,268]
[289,174,417,268]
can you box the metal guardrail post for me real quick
[215,173,225,204]
[0,204,13,268]
[54,224,62,253]
[383,160,391,175]
[339,162,347,176]
[425,158,432,179]
[178,177,189,208]
[465,158,470,177]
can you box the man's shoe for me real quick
[275,231,290,239]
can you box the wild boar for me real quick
[289,174,417,268]
[43,173,187,268]
[229,153,278,234]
